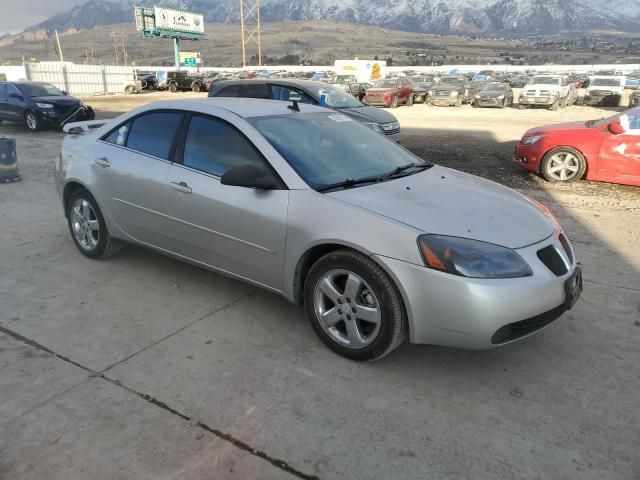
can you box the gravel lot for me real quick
[0,91,639,480]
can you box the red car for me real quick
[515,107,640,187]
[364,77,413,108]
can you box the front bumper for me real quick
[39,105,95,128]
[364,97,392,107]
[374,233,580,349]
[428,96,459,106]
[513,141,543,173]
[519,96,555,106]
[583,94,620,106]
[474,97,503,107]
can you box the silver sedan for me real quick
[55,98,582,360]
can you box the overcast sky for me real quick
[1,0,88,35]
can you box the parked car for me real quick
[427,76,472,106]
[515,107,640,187]
[363,77,413,108]
[136,71,159,90]
[330,75,358,90]
[630,91,640,108]
[56,98,582,360]
[583,77,624,107]
[346,82,372,101]
[473,82,513,108]
[508,75,530,88]
[166,71,207,93]
[518,75,571,110]
[208,79,401,141]
[410,76,436,104]
[625,70,640,90]
[0,81,94,131]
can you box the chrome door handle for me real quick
[169,181,192,194]
[95,157,111,168]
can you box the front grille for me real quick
[590,90,612,96]
[491,304,567,344]
[435,90,450,97]
[524,90,536,96]
[537,245,568,276]
[558,233,573,264]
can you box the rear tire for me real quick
[192,83,201,93]
[304,249,406,361]
[125,85,136,94]
[67,188,122,259]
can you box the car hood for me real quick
[338,105,398,124]
[433,85,464,92]
[479,91,505,97]
[366,87,395,94]
[524,121,589,136]
[30,95,80,106]
[327,166,556,249]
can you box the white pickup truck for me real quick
[518,75,570,110]
[583,76,625,107]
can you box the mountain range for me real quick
[4,0,640,45]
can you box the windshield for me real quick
[373,79,397,88]
[482,83,507,92]
[305,83,363,108]
[332,75,355,84]
[531,77,560,85]
[16,83,65,97]
[438,77,464,86]
[249,112,425,188]
[591,78,620,87]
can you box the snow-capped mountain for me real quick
[9,0,640,39]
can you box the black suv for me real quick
[208,79,401,142]
[166,71,207,93]
[0,81,94,131]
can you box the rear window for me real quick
[243,83,270,99]
[125,112,183,160]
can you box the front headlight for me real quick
[475,94,480,99]
[418,235,533,278]
[522,135,543,145]
[365,122,384,133]
[450,91,459,97]
[36,103,54,109]
[497,95,504,99]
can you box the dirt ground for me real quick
[0,91,639,480]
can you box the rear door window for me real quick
[216,85,243,97]
[0,83,6,101]
[125,112,183,160]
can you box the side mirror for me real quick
[220,164,281,190]
[9,93,23,100]
[608,122,625,135]
[62,90,68,96]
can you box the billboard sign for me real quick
[154,7,204,34]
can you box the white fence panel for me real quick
[26,63,135,95]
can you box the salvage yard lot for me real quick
[1,92,639,480]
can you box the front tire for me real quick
[169,83,178,93]
[304,250,406,361]
[540,147,586,183]
[192,83,201,93]
[406,94,414,106]
[390,96,399,108]
[67,188,121,259]
[25,111,40,131]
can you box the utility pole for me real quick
[54,30,64,62]
[240,0,262,67]
[111,32,128,66]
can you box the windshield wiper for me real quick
[316,163,432,193]
[381,163,432,179]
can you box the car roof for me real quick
[136,97,331,119]
[0,81,52,85]
[212,78,332,90]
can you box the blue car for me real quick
[625,71,640,90]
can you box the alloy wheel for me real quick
[547,152,580,181]
[71,198,100,250]
[313,269,381,349]
[26,113,38,130]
